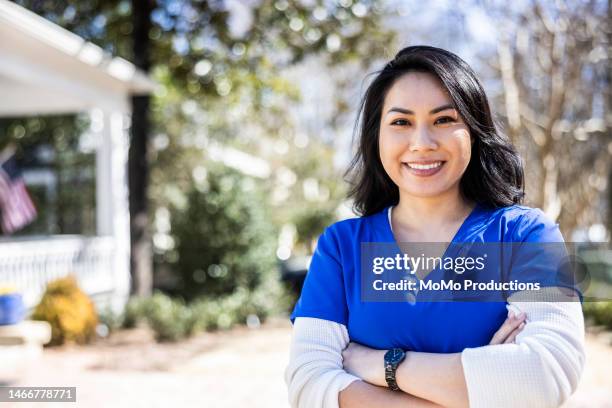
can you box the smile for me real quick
[405,161,443,170]
[402,161,446,177]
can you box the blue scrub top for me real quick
[290,203,581,353]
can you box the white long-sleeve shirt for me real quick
[284,298,585,408]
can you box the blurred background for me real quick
[0,0,610,407]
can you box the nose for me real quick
[410,125,438,152]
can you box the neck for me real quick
[392,188,474,232]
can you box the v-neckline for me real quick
[383,202,482,281]
[386,202,481,245]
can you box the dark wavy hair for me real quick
[344,45,525,216]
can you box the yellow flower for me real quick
[31,276,98,346]
[0,285,18,296]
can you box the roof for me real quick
[0,0,156,116]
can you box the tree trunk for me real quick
[129,0,154,297]
[605,0,612,241]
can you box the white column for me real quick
[94,106,132,315]
[95,108,112,236]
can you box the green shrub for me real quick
[583,301,612,329]
[166,163,280,302]
[118,292,196,342]
[121,296,150,328]
[189,292,250,332]
[97,306,123,334]
[32,276,98,346]
[117,280,290,342]
[147,292,198,341]
[293,204,337,252]
[188,279,291,333]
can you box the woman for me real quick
[284,46,585,408]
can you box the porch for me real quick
[0,0,155,314]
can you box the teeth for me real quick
[406,161,443,170]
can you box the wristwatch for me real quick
[384,347,406,391]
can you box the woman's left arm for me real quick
[343,290,585,408]
[460,293,585,408]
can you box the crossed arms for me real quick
[285,291,585,408]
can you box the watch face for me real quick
[385,348,405,364]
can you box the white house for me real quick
[0,0,155,315]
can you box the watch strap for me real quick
[384,348,406,391]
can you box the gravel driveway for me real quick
[3,318,611,408]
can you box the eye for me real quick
[391,119,411,126]
[435,116,457,125]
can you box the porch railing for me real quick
[0,235,117,310]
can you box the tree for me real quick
[129,0,154,296]
[11,0,398,295]
[479,0,610,237]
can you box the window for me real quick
[0,115,96,237]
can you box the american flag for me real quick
[0,148,37,234]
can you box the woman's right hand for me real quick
[489,310,526,345]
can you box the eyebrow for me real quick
[386,104,456,116]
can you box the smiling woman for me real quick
[379,72,473,202]
[346,46,524,220]
[284,46,585,408]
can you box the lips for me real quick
[401,160,446,177]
